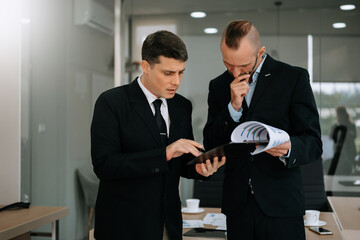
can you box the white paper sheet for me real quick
[231,121,290,155]
[202,213,227,229]
[182,220,204,229]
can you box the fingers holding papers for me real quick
[265,141,291,157]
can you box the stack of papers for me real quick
[183,213,226,230]
[182,220,204,228]
[203,213,226,230]
[231,121,289,155]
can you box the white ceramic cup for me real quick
[186,199,200,212]
[305,210,320,225]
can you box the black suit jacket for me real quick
[91,79,204,240]
[203,55,322,218]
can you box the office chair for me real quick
[76,166,99,239]
[300,158,328,211]
[193,166,224,208]
[328,125,347,175]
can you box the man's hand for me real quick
[230,74,250,111]
[195,156,226,177]
[265,141,291,157]
[166,139,203,161]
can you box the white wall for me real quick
[27,0,114,239]
[0,0,21,204]
[181,36,224,143]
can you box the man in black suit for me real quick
[203,20,322,240]
[91,30,225,240]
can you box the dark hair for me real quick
[222,20,254,49]
[141,30,188,65]
[336,105,352,124]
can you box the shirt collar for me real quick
[252,54,267,83]
[137,76,167,106]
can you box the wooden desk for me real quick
[182,208,342,240]
[327,196,360,230]
[341,230,360,240]
[305,212,343,240]
[0,205,69,240]
[182,208,223,240]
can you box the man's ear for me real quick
[259,46,266,58]
[141,60,150,73]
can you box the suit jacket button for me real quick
[155,168,160,172]
[249,156,254,161]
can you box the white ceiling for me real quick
[104,0,356,14]
[99,0,360,35]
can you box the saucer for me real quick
[304,220,326,227]
[181,208,205,214]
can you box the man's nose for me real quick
[230,67,243,78]
[172,73,181,85]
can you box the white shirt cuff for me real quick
[228,102,242,122]
[279,143,291,165]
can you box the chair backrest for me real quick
[300,158,328,211]
[193,166,224,208]
[77,166,100,208]
[328,125,347,175]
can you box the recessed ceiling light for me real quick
[340,4,356,10]
[190,11,206,18]
[332,22,346,29]
[204,28,218,34]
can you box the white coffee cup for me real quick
[305,210,320,225]
[186,199,200,212]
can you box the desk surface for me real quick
[182,208,342,240]
[327,196,360,230]
[0,205,69,239]
[182,208,222,240]
[341,230,360,240]
[308,212,344,240]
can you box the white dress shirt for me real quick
[137,77,170,136]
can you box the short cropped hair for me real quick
[222,20,254,49]
[141,30,188,65]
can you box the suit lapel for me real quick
[248,56,278,113]
[167,98,181,144]
[128,80,162,146]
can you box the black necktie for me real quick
[153,99,168,145]
[239,98,249,123]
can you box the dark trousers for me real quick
[226,191,305,240]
